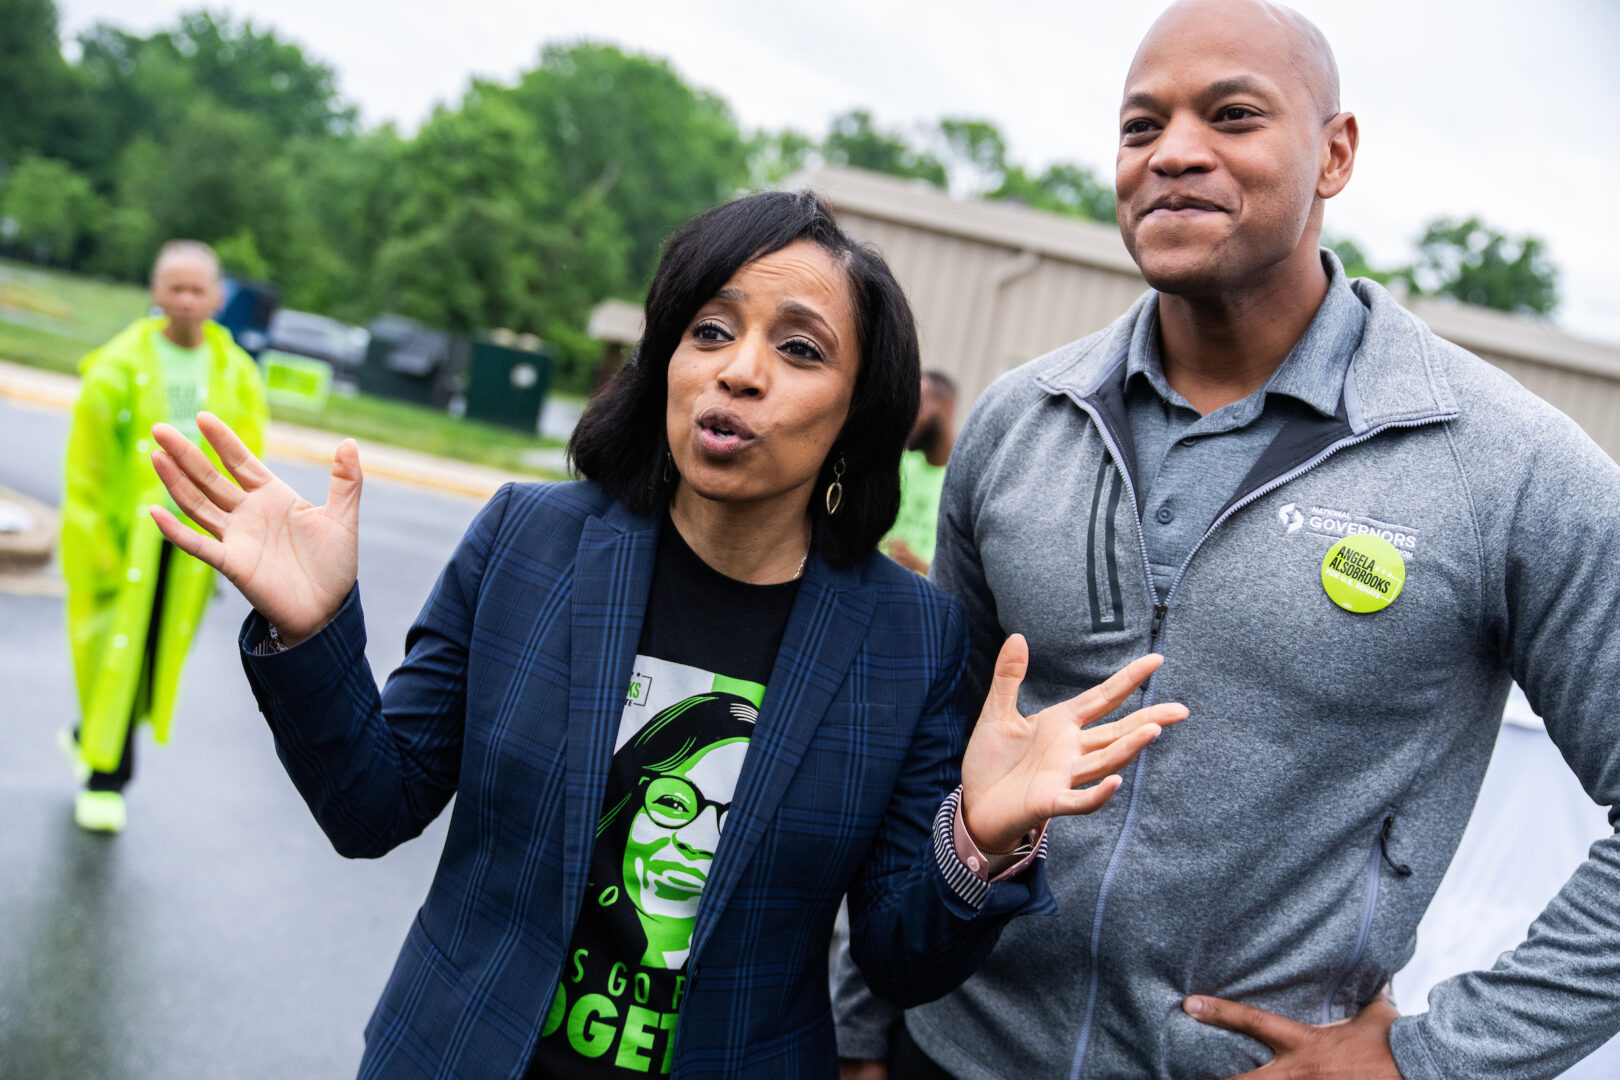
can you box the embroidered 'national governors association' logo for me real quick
[1276,502,1420,555]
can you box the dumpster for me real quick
[464,330,553,433]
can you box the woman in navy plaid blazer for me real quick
[148,192,1183,1078]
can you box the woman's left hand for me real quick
[960,636,1186,853]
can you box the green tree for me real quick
[71,10,354,187]
[1324,236,1393,284]
[163,11,356,138]
[71,24,175,186]
[1,156,106,264]
[0,0,81,169]
[111,101,299,270]
[275,128,406,317]
[214,228,272,280]
[506,43,746,289]
[747,129,816,189]
[88,204,157,280]
[822,109,947,187]
[1396,217,1559,315]
[372,87,628,358]
[938,118,1008,196]
[991,162,1116,223]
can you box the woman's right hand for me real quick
[149,411,362,646]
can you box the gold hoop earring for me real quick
[662,451,674,483]
[824,456,846,516]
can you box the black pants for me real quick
[86,715,137,792]
[890,1022,958,1080]
[85,542,173,794]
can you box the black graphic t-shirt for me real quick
[526,518,800,1077]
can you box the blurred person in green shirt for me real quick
[883,371,957,575]
[59,240,268,833]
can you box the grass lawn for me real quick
[0,319,96,374]
[0,258,152,372]
[0,258,571,478]
[275,392,568,476]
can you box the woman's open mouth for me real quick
[696,408,757,458]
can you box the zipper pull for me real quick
[1380,814,1412,877]
[1150,603,1168,639]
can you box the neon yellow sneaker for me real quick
[75,790,127,834]
[58,728,91,785]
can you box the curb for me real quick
[0,486,56,570]
[0,485,63,597]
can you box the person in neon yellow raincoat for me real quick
[60,240,267,832]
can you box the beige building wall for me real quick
[801,166,1620,462]
[1406,298,1620,456]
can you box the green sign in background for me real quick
[260,349,333,410]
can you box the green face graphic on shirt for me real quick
[594,690,758,972]
[622,737,748,968]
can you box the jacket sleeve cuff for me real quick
[1388,1014,1443,1080]
[933,786,1049,908]
[238,585,366,705]
[952,799,1049,882]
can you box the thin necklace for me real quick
[794,551,809,580]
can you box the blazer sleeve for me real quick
[841,599,1057,1011]
[237,483,514,859]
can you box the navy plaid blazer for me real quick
[240,482,1053,1079]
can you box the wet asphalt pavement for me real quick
[0,397,487,1079]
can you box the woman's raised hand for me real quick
[148,412,362,645]
[960,636,1187,853]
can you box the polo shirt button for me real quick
[1156,505,1175,524]
[1180,436,1199,447]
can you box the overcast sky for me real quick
[58,0,1620,345]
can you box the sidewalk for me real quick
[0,359,541,501]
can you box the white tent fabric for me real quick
[1393,685,1620,1077]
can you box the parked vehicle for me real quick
[266,308,370,384]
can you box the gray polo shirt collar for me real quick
[1125,252,1366,425]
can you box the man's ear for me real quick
[1318,112,1358,200]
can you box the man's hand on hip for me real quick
[1185,988,1402,1079]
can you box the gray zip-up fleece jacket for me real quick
[835,278,1620,1079]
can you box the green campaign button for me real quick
[1321,534,1406,613]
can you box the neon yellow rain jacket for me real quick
[61,317,267,772]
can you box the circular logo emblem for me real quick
[1321,534,1406,613]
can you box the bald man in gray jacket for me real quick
[835,2,1620,1078]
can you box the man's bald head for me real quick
[1132,0,1341,123]
[1114,0,1358,299]
[150,239,223,342]
[152,239,222,286]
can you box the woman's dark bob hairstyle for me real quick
[567,189,921,569]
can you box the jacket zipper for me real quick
[1060,398,1450,1078]
[1066,400,1165,1080]
[1319,813,1407,1023]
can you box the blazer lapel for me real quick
[689,552,876,963]
[562,502,659,937]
